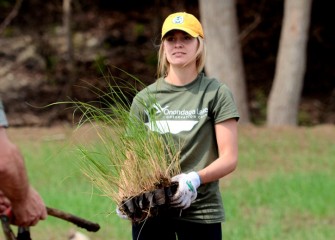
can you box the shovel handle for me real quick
[1,207,100,233]
[46,207,100,232]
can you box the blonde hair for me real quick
[156,37,206,78]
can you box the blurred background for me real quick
[0,0,334,127]
[1,1,334,239]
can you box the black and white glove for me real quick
[170,171,201,209]
[116,206,129,220]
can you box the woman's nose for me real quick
[174,39,183,47]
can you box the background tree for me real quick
[199,0,250,124]
[0,0,22,35]
[0,0,333,126]
[62,0,75,98]
[267,0,313,126]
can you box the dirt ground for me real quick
[7,123,335,144]
[7,123,100,145]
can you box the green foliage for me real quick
[45,55,58,72]
[134,23,145,36]
[93,55,108,76]
[145,52,158,67]
[1,27,14,37]
[0,0,11,8]
[298,109,313,126]
[250,90,267,125]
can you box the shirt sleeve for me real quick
[212,84,240,123]
[0,100,9,127]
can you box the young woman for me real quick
[126,12,239,240]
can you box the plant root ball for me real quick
[119,181,178,222]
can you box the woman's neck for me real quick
[165,66,198,86]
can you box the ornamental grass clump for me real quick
[71,72,181,222]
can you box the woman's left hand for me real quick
[170,171,201,209]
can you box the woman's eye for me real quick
[166,37,175,42]
[165,34,193,42]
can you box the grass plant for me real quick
[56,71,181,220]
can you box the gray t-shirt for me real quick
[131,73,239,223]
[0,100,8,127]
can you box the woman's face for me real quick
[163,30,198,68]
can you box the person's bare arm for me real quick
[0,127,29,205]
[0,127,47,226]
[198,118,238,184]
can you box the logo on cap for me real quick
[172,16,184,24]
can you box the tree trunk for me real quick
[62,0,75,97]
[63,0,74,65]
[267,0,312,126]
[0,0,23,35]
[199,0,250,124]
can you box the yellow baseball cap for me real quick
[161,12,204,39]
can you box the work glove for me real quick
[116,206,129,220]
[170,171,201,209]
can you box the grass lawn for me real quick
[2,124,335,240]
